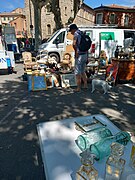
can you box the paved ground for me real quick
[0,63,135,180]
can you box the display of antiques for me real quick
[74,116,132,180]
[23,50,77,90]
[114,45,135,60]
[112,44,135,84]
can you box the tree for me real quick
[30,0,48,50]
[30,0,63,51]
[30,0,83,50]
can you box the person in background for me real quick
[25,38,30,50]
[69,24,88,92]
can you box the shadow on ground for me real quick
[0,73,135,179]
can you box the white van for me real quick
[38,26,135,62]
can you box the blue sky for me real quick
[0,0,135,12]
[84,0,135,8]
[0,0,24,12]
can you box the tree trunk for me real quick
[33,2,42,51]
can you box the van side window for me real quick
[53,31,65,44]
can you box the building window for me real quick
[109,13,115,24]
[65,7,67,16]
[71,9,73,17]
[47,24,51,35]
[124,15,129,26]
[17,31,21,35]
[3,17,6,21]
[96,13,103,24]
[84,11,87,19]
[46,3,51,13]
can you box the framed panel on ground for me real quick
[60,73,77,88]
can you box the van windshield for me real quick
[47,30,60,42]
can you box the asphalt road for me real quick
[0,63,135,180]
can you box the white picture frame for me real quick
[60,73,77,88]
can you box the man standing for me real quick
[69,24,88,92]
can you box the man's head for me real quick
[69,24,78,35]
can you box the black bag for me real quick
[78,31,92,52]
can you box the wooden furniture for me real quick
[112,59,135,84]
[22,52,38,71]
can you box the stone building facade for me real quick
[73,3,95,27]
[24,0,94,39]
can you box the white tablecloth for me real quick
[37,114,134,180]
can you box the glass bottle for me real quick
[115,131,131,145]
[90,136,114,160]
[76,164,98,180]
[76,149,98,180]
[105,142,125,180]
[130,143,135,169]
[90,131,130,161]
[76,127,112,151]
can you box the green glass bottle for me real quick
[76,127,113,151]
[90,131,130,161]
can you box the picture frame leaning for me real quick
[60,73,77,88]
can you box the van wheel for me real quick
[49,53,60,63]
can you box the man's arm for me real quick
[73,37,78,58]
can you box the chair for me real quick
[22,52,38,71]
[36,50,49,74]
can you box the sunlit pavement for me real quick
[0,63,135,179]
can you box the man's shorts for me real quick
[74,54,87,75]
